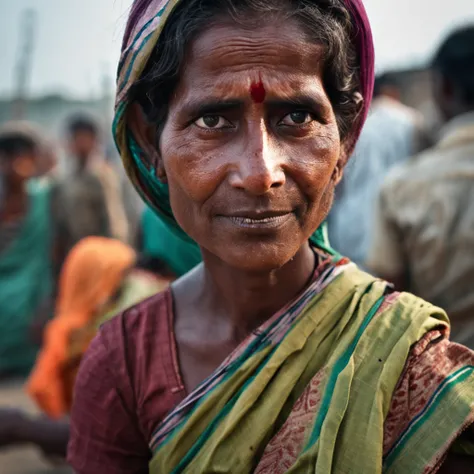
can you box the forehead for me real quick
[176,19,327,98]
[0,150,35,167]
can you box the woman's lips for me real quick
[217,212,294,230]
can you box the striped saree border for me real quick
[149,256,349,452]
[383,366,474,473]
[304,293,385,451]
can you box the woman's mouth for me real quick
[218,212,294,230]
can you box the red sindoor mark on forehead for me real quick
[250,77,266,103]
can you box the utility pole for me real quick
[12,9,37,120]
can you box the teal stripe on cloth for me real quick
[152,307,287,451]
[119,30,155,94]
[151,263,343,452]
[304,292,385,451]
[383,365,474,470]
[169,346,279,474]
[117,6,165,79]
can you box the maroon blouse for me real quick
[67,290,185,473]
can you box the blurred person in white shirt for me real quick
[328,72,428,267]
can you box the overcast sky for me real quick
[1,0,473,99]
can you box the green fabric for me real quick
[383,365,474,473]
[141,207,202,277]
[0,180,53,375]
[149,265,474,473]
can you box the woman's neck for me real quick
[197,242,316,340]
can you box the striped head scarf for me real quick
[113,0,375,252]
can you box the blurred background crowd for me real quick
[0,0,474,472]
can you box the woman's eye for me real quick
[194,115,231,129]
[280,111,314,126]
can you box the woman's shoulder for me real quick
[100,287,173,348]
[69,289,176,472]
[95,289,177,393]
[345,265,450,325]
[73,287,184,444]
[78,288,174,391]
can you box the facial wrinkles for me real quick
[174,68,333,127]
[189,23,321,76]
[166,74,339,205]
[172,22,329,120]
[162,22,341,212]
[246,74,338,179]
[166,142,229,202]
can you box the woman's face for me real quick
[159,19,345,271]
[0,152,37,188]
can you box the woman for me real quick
[69,0,474,472]
[28,236,169,419]
[0,123,53,377]
[0,238,170,460]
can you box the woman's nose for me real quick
[230,128,285,195]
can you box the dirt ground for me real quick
[0,380,72,474]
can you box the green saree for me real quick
[0,179,53,375]
[148,259,474,473]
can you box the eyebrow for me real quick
[180,100,244,119]
[179,94,329,119]
[266,94,326,110]
[265,95,330,121]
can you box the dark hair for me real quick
[130,0,362,153]
[373,71,401,97]
[432,25,474,105]
[66,114,99,137]
[135,253,175,277]
[0,130,38,162]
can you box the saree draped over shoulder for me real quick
[0,179,52,375]
[147,259,474,473]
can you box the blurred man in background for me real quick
[52,115,129,274]
[329,72,428,267]
[0,124,53,377]
[36,138,58,185]
[368,25,474,348]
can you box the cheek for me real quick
[287,128,341,201]
[160,131,228,235]
[13,158,36,179]
[161,141,225,204]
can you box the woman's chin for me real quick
[204,241,302,273]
